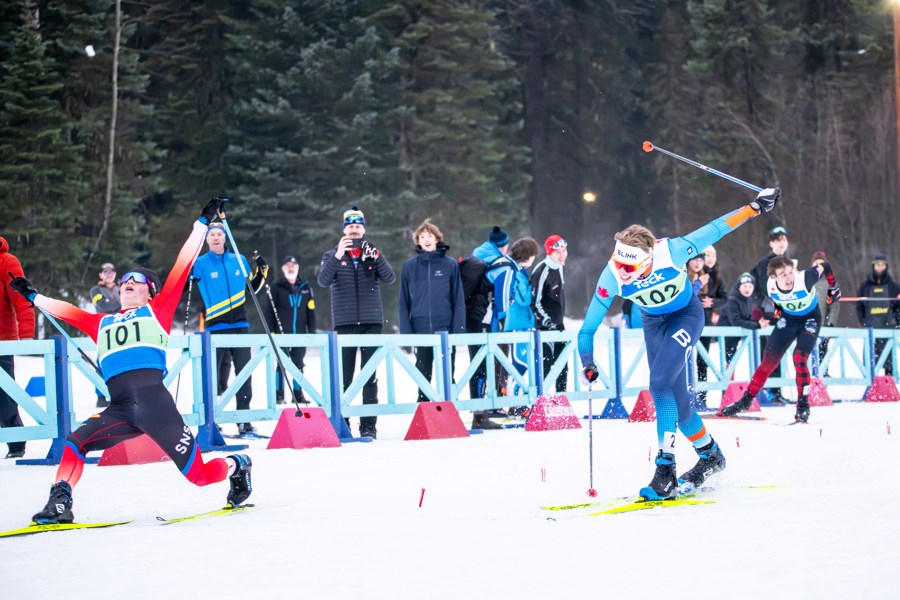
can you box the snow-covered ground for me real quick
[3,368,900,598]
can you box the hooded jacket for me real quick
[856,258,900,328]
[0,236,35,340]
[718,279,760,329]
[398,242,465,334]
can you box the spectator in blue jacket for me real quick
[399,220,465,402]
[318,206,396,439]
[503,237,539,413]
[191,223,267,437]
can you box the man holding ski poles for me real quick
[579,142,780,500]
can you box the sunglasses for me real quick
[613,260,642,273]
[118,272,151,286]
[550,239,568,250]
[344,216,365,225]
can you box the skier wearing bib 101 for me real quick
[578,187,781,499]
[719,254,839,423]
[8,197,252,525]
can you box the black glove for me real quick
[361,240,380,261]
[199,195,228,224]
[253,253,268,270]
[827,285,841,305]
[749,187,780,213]
[9,274,38,303]
[582,364,599,383]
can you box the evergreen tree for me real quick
[0,1,88,293]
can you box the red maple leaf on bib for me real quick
[596,286,609,298]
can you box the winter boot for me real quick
[720,391,753,417]
[226,454,253,507]
[237,423,258,437]
[639,451,678,500]
[32,481,74,524]
[678,439,726,492]
[795,396,810,423]
[275,390,285,405]
[471,412,502,430]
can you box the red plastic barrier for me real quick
[525,394,582,431]
[807,378,833,407]
[628,390,656,422]
[267,408,341,450]
[404,401,470,441]
[864,375,900,403]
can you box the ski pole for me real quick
[642,141,763,193]
[839,297,900,302]
[253,251,285,335]
[219,216,302,413]
[174,277,193,403]
[38,307,103,377]
[587,381,597,497]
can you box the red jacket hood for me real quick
[0,236,8,254]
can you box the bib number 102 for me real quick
[105,321,141,347]
[633,284,678,306]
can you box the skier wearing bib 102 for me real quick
[578,187,781,500]
[719,254,839,423]
[8,197,253,525]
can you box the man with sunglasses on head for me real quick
[578,187,781,500]
[89,262,121,407]
[9,197,253,525]
[191,221,268,438]
[531,235,569,392]
[318,205,396,439]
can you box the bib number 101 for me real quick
[105,321,142,347]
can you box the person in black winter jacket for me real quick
[266,255,316,404]
[718,272,770,367]
[856,254,900,376]
[318,206,396,438]
[399,220,465,402]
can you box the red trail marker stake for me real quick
[418,488,425,508]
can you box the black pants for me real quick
[542,339,568,393]
[874,336,895,376]
[337,323,381,435]
[695,336,714,403]
[214,327,252,411]
[67,369,196,471]
[464,319,489,399]
[0,354,25,454]
[275,346,307,396]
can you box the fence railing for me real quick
[1,326,894,463]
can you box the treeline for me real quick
[0,0,893,327]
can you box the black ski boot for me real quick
[678,439,726,492]
[720,391,753,417]
[226,454,253,507]
[471,412,502,430]
[32,481,74,524]
[639,451,678,500]
[275,390,285,405]
[795,396,810,423]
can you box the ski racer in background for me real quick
[719,254,839,423]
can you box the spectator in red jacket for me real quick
[0,236,36,459]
